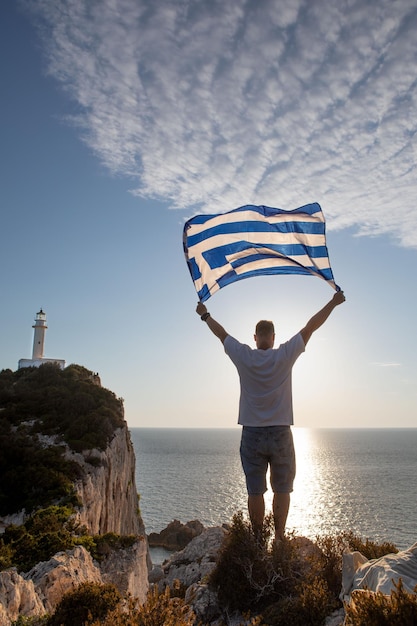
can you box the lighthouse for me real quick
[32,308,47,360]
[18,309,66,370]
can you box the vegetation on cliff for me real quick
[0,504,137,573]
[0,363,125,516]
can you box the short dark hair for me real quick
[255,320,275,336]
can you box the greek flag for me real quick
[183,202,339,302]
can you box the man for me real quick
[196,290,345,542]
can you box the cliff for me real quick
[0,364,149,625]
[69,426,143,536]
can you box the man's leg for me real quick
[273,492,290,541]
[240,427,268,538]
[248,494,265,537]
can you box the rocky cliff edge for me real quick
[0,423,150,625]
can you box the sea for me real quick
[131,428,417,559]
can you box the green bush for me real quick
[0,506,75,572]
[0,506,139,573]
[87,532,138,561]
[47,582,121,626]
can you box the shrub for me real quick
[11,617,49,626]
[47,582,121,626]
[0,539,13,569]
[344,579,417,626]
[210,515,400,625]
[0,506,139,573]
[88,532,138,561]
[340,530,398,560]
[1,506,75,572]
[209,512,297,613]
[88,585,196,626]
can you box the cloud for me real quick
[26,0,417,246]
[371,362,401,368]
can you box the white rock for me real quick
[26,546,102,613]
[0,569,45,625]
[99,538,149,604]
[185,582,221,622]
[159,527,226,591]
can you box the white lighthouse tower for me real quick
[18,309,66,370]
[32,308,47,360]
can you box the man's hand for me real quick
[332,290,346,306]
[196,302,207,317]
[300,290,346,346]
[195,302,228,343]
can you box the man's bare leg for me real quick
[273,492,290,542]
[248,494,265,538]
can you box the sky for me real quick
[1,0,416,429]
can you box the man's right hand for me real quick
[332,290,346,306]
[196,302,207,317]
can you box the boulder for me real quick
[148,519,204,550]
[185,582,221,623]
[99,537,149,604]
[0,541,151,624]
[0,569,45,625]
[26,546,102,613]
[157,526,226,590]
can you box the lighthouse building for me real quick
[18,309,66,370]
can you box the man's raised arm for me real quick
[196,302,228,344]
[300,290,346,346]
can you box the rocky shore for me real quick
[146,520,346,626]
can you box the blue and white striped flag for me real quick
[183,202,339,302]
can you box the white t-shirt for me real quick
[224,332,305,427]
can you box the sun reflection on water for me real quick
[262,427,317,536]
[289,427,319,536]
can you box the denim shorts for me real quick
[240,426,296,495]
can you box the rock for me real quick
[0,511,26,535]
[148,566,164,584]
[99,538,149,604]
[0,541,151,624]
[26,546,102,613]
[291,535,323,560]
[185,582,221,622]
[0,569,45,625]
[158,526,227,591]
[148,519,204,550]
[325,608,345,626]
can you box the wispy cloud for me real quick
[26,0,417,246]
[371,362,402,368]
